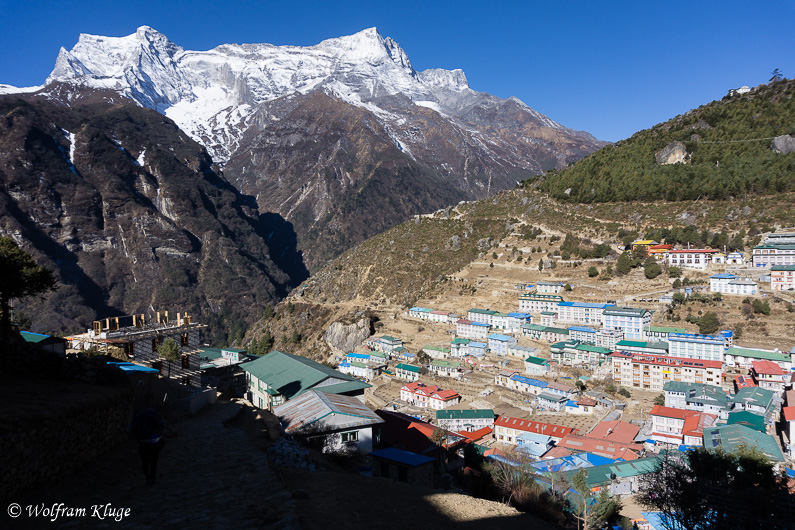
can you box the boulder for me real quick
[771,134,795,154]
[655,141,690,165]
[323,318,371,355]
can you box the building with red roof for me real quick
[493,415,576,444]
[555,434,640,460]
[751,360,788,394]
[588,420,641,445]
[650,405,717,445]
[611,351,723,391]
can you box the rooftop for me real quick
[274,389,383,434]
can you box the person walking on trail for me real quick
[131,400,165,486]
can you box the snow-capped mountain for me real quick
[3,26,605,270]
[35,26,598,164]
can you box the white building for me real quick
[488,333,518,356]
[667,332,729,363]
[601,307,651,340]
[274,390,383,454]
[536,281,565,294]
[709,274,758,296]
[667,249,720,270]
[408,307,433,320]
[770,265,795,291]
[435,409,495,432]
[752,244,795,267]
[556,302,614,324]
[455,319,490,339]
[518,294,564,313]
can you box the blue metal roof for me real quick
[510,374,547,387]
[710,273,737,279]
[107,362,160,373]
[469,342,487,348]
[558,302,613,309]
[370,447,434,467]
[507,312,533,319]
[488,333,513,341]
[568,326,597,333]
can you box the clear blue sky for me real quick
[1,0,793,141]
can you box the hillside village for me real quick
[12,228,795,528]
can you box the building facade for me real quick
[602,307,652,340]
[611,352,722,392]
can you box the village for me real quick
[16,230,795,528]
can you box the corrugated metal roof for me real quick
[274,390,383,434]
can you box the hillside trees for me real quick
[0,238,58,364]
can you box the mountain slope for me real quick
[537,79,795,203]
[0,95,302,340]
[5,26,605,270]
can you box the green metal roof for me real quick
[469,308,497,315]
[424,345,450,352]
[727,411,766,432]
[521,324,546,331]
[771,265,795,271]
[603,307,650,317]
[350,361,367,368]
[648,326,687,334]
[525,355,550,366]
[545,327,569,335]
[538,392,567,402]
[241,350,369,399]
[726,346,790,362]
[568,457,661,488]
[395,363,420,373]
[431,360,461,368]
[703,424,784,462]
[576,344,612,354]
[731,387,776,409]
[435,409,494,420]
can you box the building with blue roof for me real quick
[488,333,517,356]
[557,301,614,325]
[668,331,731,363]
[370,447,435,488]
[709,273,758,295]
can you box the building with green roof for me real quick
[663,381,731,418]
[435,408,495,432]
[524,355,551,376]
[727,410,766,433]
[550,340,612,367]
[242,350,370,410]
[731,386,778,422]
[645,326,687,341]
[725,346,793,371]
[703,424,784,462]
[616,340,669,356]
[394,363,421,381]
[430,359,461,377]
[561,456,661,495]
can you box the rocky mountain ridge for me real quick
[3,26,605,270]
[0,95,303,340]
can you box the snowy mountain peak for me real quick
[22,27,593,164]
[418,68,470,92]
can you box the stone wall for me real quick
[0,382,133,501]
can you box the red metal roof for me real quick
[751,360,787,376]
[588,420,640,444]
[456,426,493,442]
[669,249,718,254]
[650,405,700,420]
[555,434,640,460]
[784,407,795,422]
[682,413,718,437]
[494,415,576,437]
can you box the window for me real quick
[181,333,189,346]
[341,431,359,443]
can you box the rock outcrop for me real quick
[771,134,795,154]
[655,141,690,165]
[324,318,372,354]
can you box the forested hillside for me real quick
[536,79,795,202]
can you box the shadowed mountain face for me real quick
[0,95,305,340]
[5,26,604,271]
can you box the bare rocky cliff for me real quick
[0,95,302,340]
